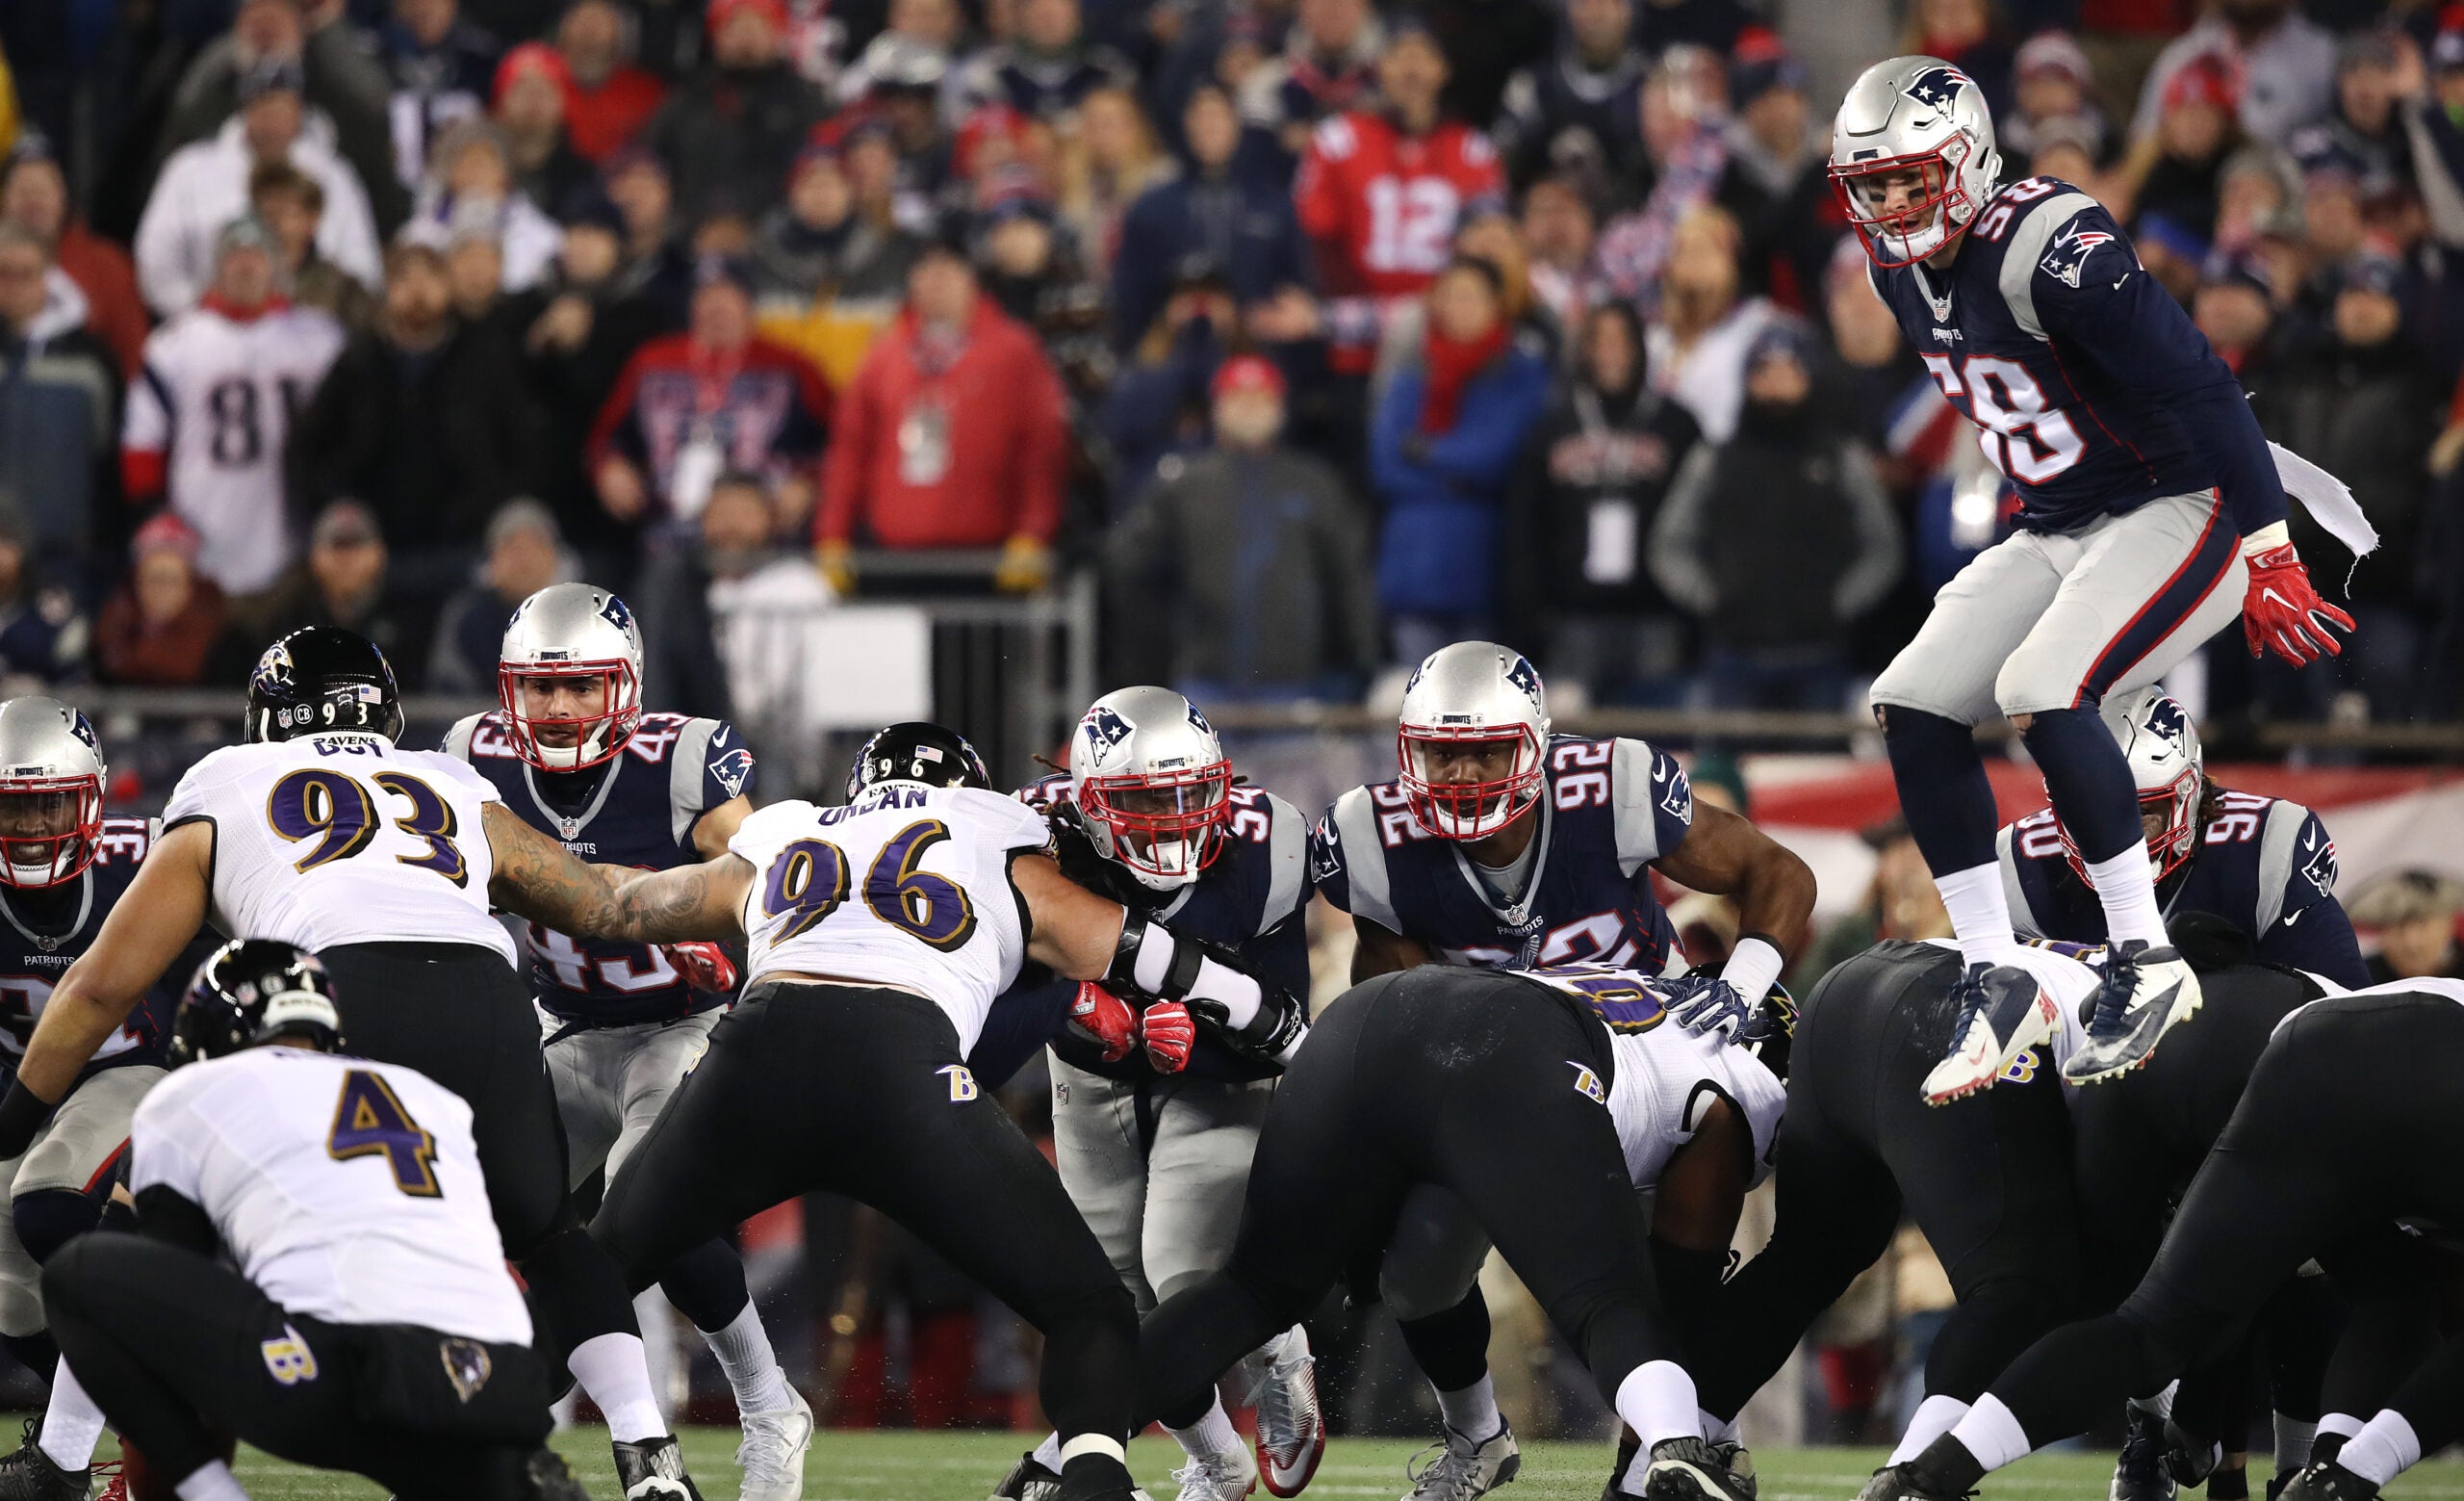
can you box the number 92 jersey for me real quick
[163,733,514,963]
[1875,177,2245,531]
[728,784,1056,1056]
[1310,736,1692,972]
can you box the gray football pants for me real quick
[544,1012,721,1190]
[0,1064,163,1337]
[1870,491,2246,723]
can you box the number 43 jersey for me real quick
[729,784,1055,1055]
[164,732,515,964]
[1311,735,1693,972]
[1873,176,2248,532]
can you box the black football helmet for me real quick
[245,627,404,744]
[845,722,993,798]
[174,940,346,1064]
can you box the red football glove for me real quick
[1138,999,1197,1074]
[662,941,738,993]
[2243,540,2355,666]
[1068,981,1139,1063]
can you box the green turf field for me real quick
[168,1427,2464,1500]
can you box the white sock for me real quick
[1938,865,2024,968]
[1613,1360,1699,1450]
[1701,1410,1739,1445]
[700,1301,795,1416]
[1060,1436,1126,1465]
[38,1362,108,1471]
[1947,1393,2035,1473]
[568,1331,667,1443]
[174,1460,249,1501]
[1434,1374,1502,1443]
[1890,1395,1973,1464]
[2133,1382,2179,1421]
[1168,1398,1243,1462]
[2335,1411,2420,1488]
[2276,1414,2318,1476]
[2084,848,2169,949]
[1033,1432,1065,1470]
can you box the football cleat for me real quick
[1253,1333,1324,1497]
[523,1447,593,1501]
[2064,942,2202,1084]
[1050,1455,1141,1501]
[2110,1405,2175,1501]
[1923,963,2060,1105]
[736,1388,814,1501]
[2272,1462,2378,1501]
[993,1452,1064,1501]
[1854,1463,1973,1501]
[1639,1438,1753,1501]
[614,1436,704,1501]
[0,1420,88,1501]
[1401,1422,1520,1501]
[1172,1448,1258,1501]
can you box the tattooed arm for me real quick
[484,803,754,943]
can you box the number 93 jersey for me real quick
[163,732,514,964]
[729,783,1056,1055]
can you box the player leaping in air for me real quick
[1831,56,2357,1091]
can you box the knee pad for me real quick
[13,1190,100,1268]
[1992,646,2077,721]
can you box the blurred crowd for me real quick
[5,0,2464,732]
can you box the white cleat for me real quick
[1402,1422,1520,1501]
[735,1387,814,1501]
[1253,1330,1325,1497]
[1173,1448,1259,1501]
[1921,963,2061,1105]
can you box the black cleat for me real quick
[994,1453,1065,1501]
[1854,1463,1974,1501]
[2110,1405,2175,1501]
[613,1436,703,1501]
[1640,1438,1754,1501]
[2273,1462,2379,1501]
[522,1447,592,1501]
[0,1420,88,1501]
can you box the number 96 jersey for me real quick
[729,784,1056,1056]
[163,732,514,963]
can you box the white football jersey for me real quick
[163,733,514,963]
[1516,967,1787,1189]
[129,1047,529,1343]
[122,303,345,595]
[730,784,1055,1054]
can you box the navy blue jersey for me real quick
[969,776,1315,1088]
[1309,735,1693,971]
[0,818,191,1079]
[1874,177,2287,535]
[445,711,755,1027]
[1997,789,2367,988]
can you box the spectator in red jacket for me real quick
[589,254,833,533]
[1,140,148,379]
[556,0,667,163]
[95,512,227,686]
[814,238,1068,594]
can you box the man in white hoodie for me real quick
[135,57,380,317]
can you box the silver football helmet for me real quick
[1829,55,2004,267]
[2057,686,2205,885]
[1068,686,1232,891]
[0,697,107,889]
[498,582,647,771]
[1397,642,1551,841]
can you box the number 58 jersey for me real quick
[729,783,1056,1055]
[164,732,516,964]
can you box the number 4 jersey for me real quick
[1873,176,2281,533]
[1311,735,1693,972]
[730,784,1056,1055]
[163,732,515,963]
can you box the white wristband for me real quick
[1189,956,1262,1030]
[1132,923,1176,995]
[1720,936,1786,1007]
[2242,520,2291,556]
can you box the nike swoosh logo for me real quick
[2114,274,2130,289]
[2304,829,2320,852]
[2283,907,2304,926]
[2262,588,2294,608]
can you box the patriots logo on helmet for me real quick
[597,594,636,635]
[1503,655,1542,708]
[709,746,755,797]
[251,642,295,694]
[1187,702,1216,739]
[1080,705,1135,756]
[2040,219,2119,289]
[1901,65,1971,116]
[2141,696,2192,760]
[64,710,98,752]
